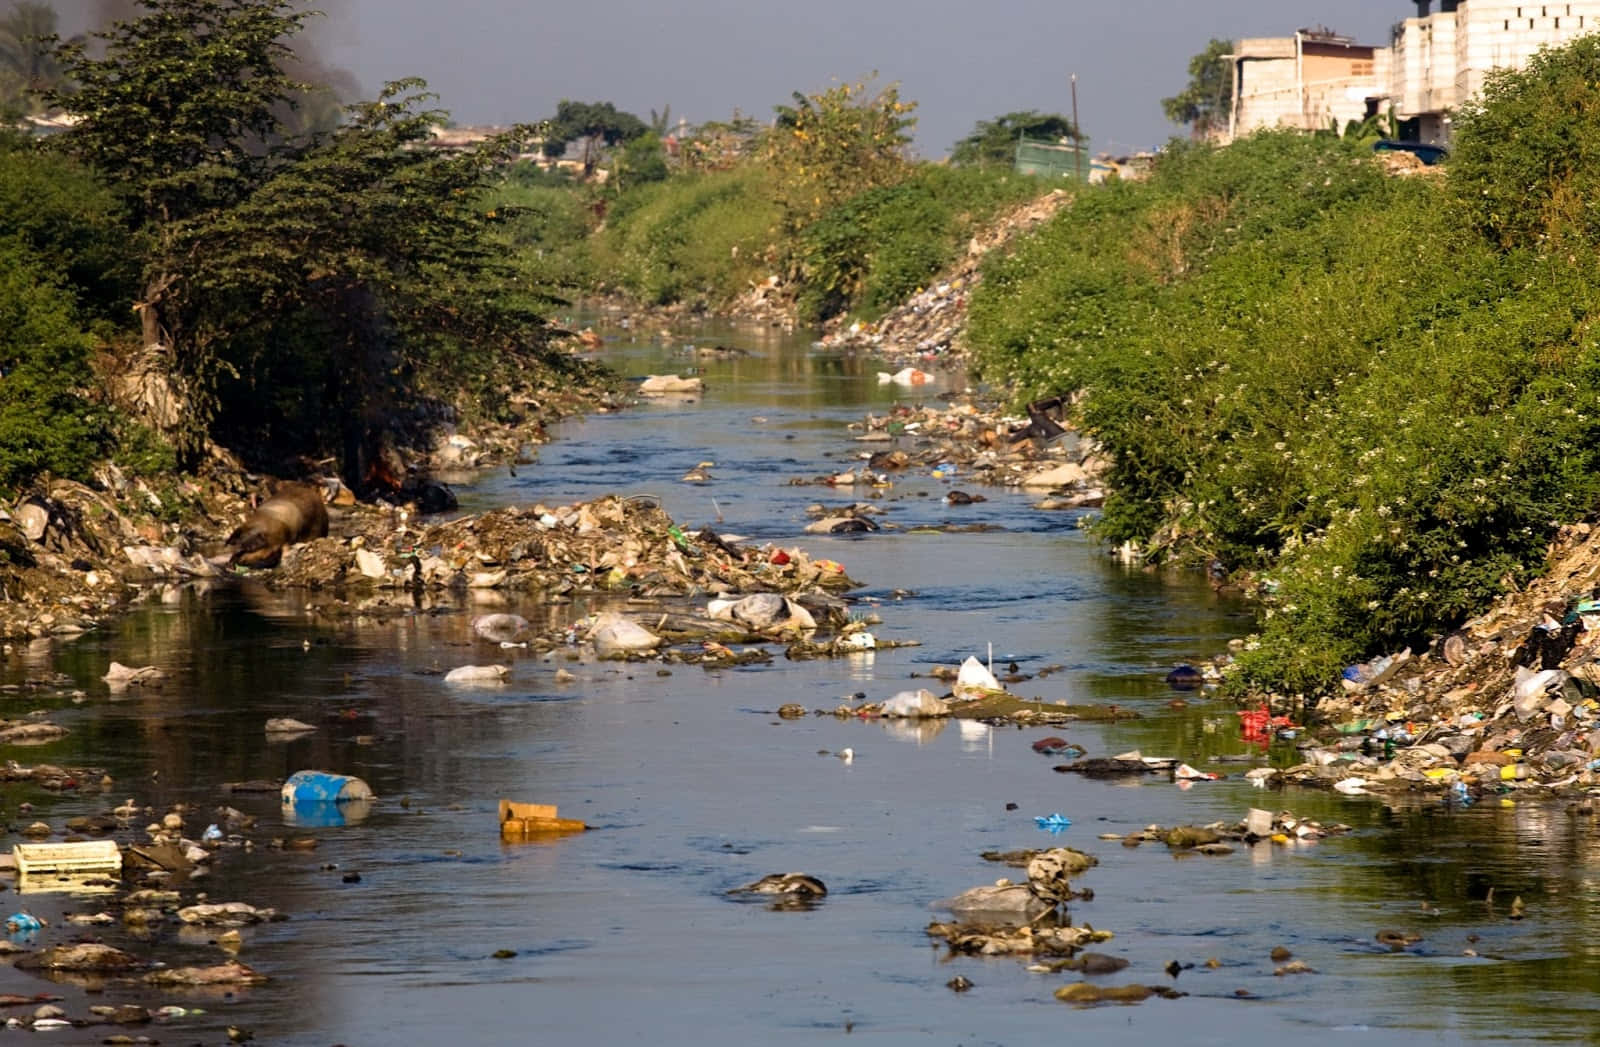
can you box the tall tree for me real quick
[49,0,310,356]
[539,99,647,177]
[173,80,554,480]
[950,110,1080,167]
[45,0,559,479]
[1162,38,1234,139]
[766,76,915,238]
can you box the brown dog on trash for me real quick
[226,482,330,568]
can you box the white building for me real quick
[1226,2,1600,146]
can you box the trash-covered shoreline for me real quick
[5,311,1600,1036]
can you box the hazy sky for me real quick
[64,2,1409,156]
[309,0,1407,156]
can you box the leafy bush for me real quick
[969,125,1600,695]
[488,177,600,292]
[0,134,134,325]
[0,247,107,491]
[1450,33,1600,251]
[765,76,916,248]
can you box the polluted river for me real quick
[2,317,1597,1046]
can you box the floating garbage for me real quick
[443,664,510,685]
[264,717,317,735]
[102,662,164,690]
[1034,813,1072,833]
[953,656,1003,700]
[472,613,530,644]
[281,771,374,827]
[499,799,586,838]
[878,689,950,718]
[727,873,827,899]
[876,367,931,386]
[707,593,816,634]
[638,374,704,396]
[14,840,122,882]
[588,612,662,658]
[4,913,41,934]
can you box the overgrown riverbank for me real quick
[963,41,1600,697]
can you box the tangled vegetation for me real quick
[586,77,1047,320]
[0,0,593,493]
[969,37,1600,695]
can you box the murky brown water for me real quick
[0,318,1594,1044]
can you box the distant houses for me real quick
[1226,1,1600,145]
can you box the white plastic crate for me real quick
[14,840,122,879]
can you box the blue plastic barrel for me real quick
[281,771,374,827]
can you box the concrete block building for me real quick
[1227,2,1600,146]
[1392,0,1600,141]
[1227,30,1386,141]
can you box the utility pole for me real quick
[1070,73,1084,183]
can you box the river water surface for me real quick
[6,318,1600,1045]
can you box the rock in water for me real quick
[936,883,1052,924]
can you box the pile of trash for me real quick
[794,396,1106,510]
[928,845,1109,958]
[263,494,861,612]
[796,656,1138,727]
[1095,808,1353,852]
[817,191,1071,363]
[0,468,270,645]
[1252,522,1600,797]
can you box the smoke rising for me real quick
[58,1,361,106]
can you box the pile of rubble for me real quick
[816,191,1071,363]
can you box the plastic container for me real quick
[14,840,122,879]
[281,771,374,827]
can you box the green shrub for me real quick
[488,177,600,292]
[0,134,134,324]
[969,126,1600,695]
[0,247,107,491]
[1449,33,1600,251]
